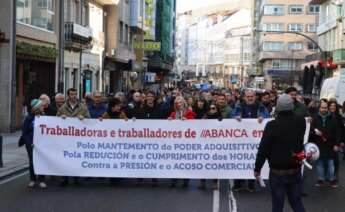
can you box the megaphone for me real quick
[305,143,320,161]
[302,143,320,170]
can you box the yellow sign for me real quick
[144,0,155,40]
[133,41,161,51]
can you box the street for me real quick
[1,164,345,212]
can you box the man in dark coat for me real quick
[310,101,341,188]
[125,91,143,119]
[255,94,306,212]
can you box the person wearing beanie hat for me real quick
[254,94,307,212]
[30,99,43,114]
[275,94,294,113]
[19,99,47,189]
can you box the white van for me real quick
[320,69,345,104]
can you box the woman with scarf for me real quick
[169,96,196,188]
[19,99,47,189]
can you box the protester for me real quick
[84,92,93,106]
[19,99,47,189]
[126,91,143,119]
[285,87,310,118]
[194,97,208,119]
[57,88,90,186]
[261,92,273,114]
[232,89,269,192]
[101,98,127,120]
[169,96,196,188]
[39,94,55,116]
[199,103,222,189]
[216,94,232,118]
[310,101,341,188]
[255,94,307,212]
[88,91,107,119]
[52,93,65,115]
[328,100,344,183]
[137,91,163,186]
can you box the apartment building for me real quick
[255,0,319,89]
[308,0,343,75]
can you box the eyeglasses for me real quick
[210,107,216,110]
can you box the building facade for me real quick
[0,0,16,132]
[146,0,176,91]
[309,0,343,75]
[16,0,61,128]
[255,0,319,89]
[104,0,144,93]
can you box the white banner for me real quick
[33,116,273,179]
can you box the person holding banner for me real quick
[231,89,269,192]
[254,94,306,212]
[169,96,196,188]
[57,88,91,186]
[137,91,164,186]
[101,98,127,185]
[199,104,222,190]
[20,99,47,189]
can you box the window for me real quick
[37,0,48,8]
[288,42,303,51]
[307,24,317,33]
[263,42,284,52]
[263,23,284,32]
[272,59,293,70]
[119,21,124,42]
[309,5,320,14]
[17,0,55,31]
[288,23,303,32]
[125,24,129,44]
[263,5,284,16]
[289,5,303,14]
[307,42,318,51]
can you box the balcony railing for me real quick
[333,49,345,64]
[65,22,93,50]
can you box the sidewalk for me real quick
[0,132,28,179]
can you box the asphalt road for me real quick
[1,163,345,212]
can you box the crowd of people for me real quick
[19,86,345,193]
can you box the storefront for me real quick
[16,41,57,128]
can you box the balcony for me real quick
[65,22,93,50]
[333,49,345,64]
[94,0,119,5]
[129,0,144,31]
[309,0,329,4]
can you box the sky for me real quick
[177,0,234,13]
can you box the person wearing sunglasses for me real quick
[198,104,222,189]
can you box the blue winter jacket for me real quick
[21,114,35,146]
[230,102,270,119]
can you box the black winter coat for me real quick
[255,111,306,172]
[310,113,341,159]
[140,104,163,119]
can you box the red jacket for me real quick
[169,109,196,120]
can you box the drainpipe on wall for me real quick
[10,0,17,132]
[58,0,65,93]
